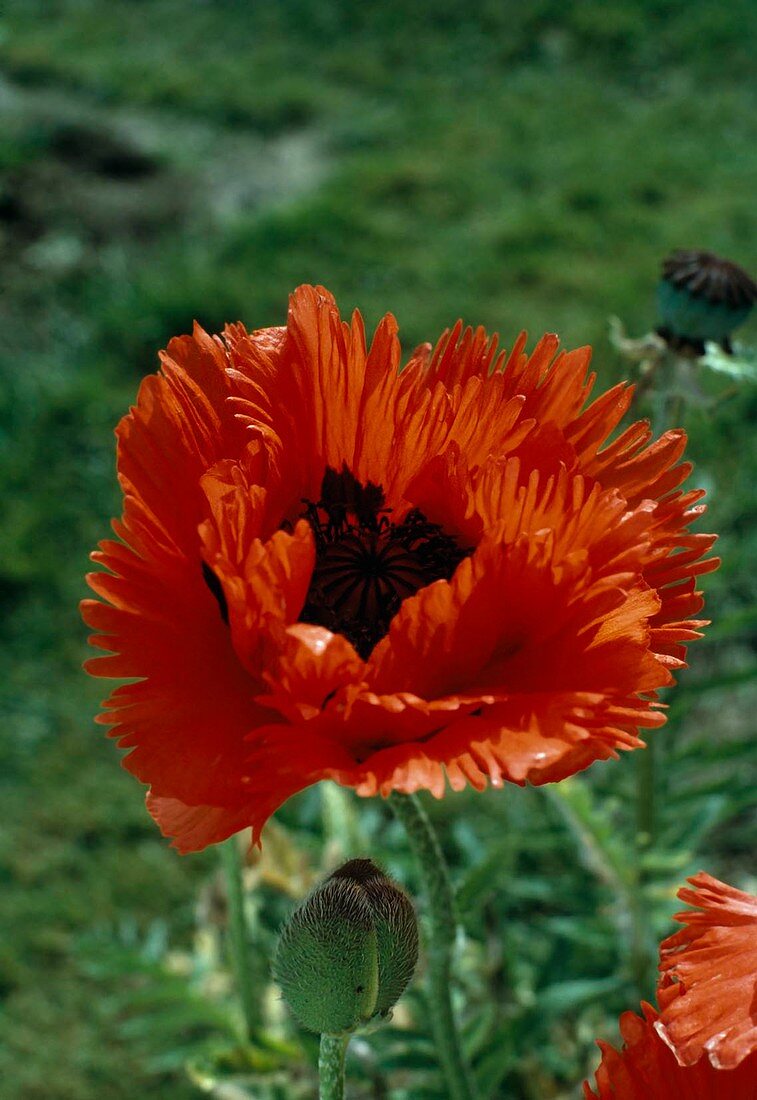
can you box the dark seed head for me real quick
[298,465,470,658]
[657,251,756,351]
[661,251,757,310]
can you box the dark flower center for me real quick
[202,561,229,624]
[297,465,469,659]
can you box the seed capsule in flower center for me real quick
[298,466,469,659]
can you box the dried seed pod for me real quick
[657,250,757,352]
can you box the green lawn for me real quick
[1,2,756,1097]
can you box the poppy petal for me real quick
[584,1003,757,1099]
[656,873,757,1069]
[83,286,718,851]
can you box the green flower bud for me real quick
[273,858,418,1035]
[331,859,419,1018]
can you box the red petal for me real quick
[585,1003,757,1098]
[656,874,757,1069]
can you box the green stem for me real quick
[389,793,479,1100]
[631,749,655,993]
[220,837,260,1042]
[321,781,365,859]
[633,699,656,995]
[628,353,693,995]
[635,739,655,850]
[319,1034,349,1100]
[631,357,691,993]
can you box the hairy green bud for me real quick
[273,858,418,1035]
[333,860,419,1017]
[273,876,379,1035]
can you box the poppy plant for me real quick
[82,285,717,852]
[583,1002,757,1099]
[656,873,757,1069]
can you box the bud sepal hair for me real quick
[273,858,418,1036]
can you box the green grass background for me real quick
[1,2,756,1097]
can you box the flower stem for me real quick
[321,781,365,861]
[631,747,656,994]
[630,370,689,993]
[220,836,260,1042]
[389,793,479,1100]
[319,1034,349,1100]
[635,739,655,850]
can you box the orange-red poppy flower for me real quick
[655,873,757,1069]
[81,285,717,852]
[583,1003,757,1099]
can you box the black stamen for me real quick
[297,465,470,659]
[202,561,229,624]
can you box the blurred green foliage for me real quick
[1,1,756,1097]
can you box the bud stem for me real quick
[220,837,260,1042]
[319,1033,349,1100]
[389,793,479,1100]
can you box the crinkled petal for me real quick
[584,1003,757,1099]
[656,873,757,1069]
[82,286,718,853]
